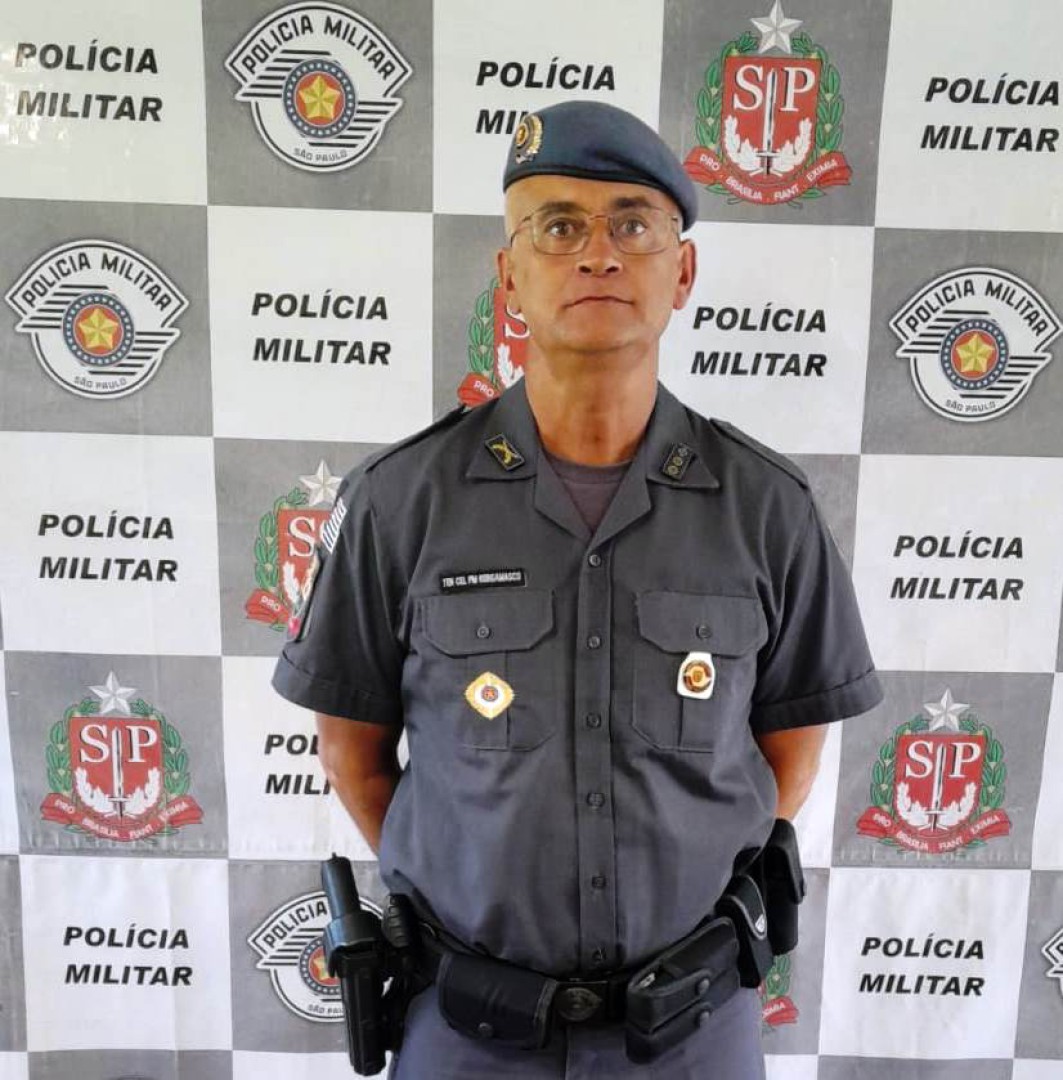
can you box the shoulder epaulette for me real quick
[362,404,470,472]
[710,419,809,489]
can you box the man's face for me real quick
[497,175,696,363]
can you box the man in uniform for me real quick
[273,100,882,1078]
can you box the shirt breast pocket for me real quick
[418,590,556,751]
[632,592,766,752]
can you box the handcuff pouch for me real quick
[716,873,773,988]
[761,817,806,955]
[624,916,740,1063]
[436,951,558,1050]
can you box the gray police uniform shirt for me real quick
[272,379,882,978]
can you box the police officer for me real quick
[273,100,883,1078]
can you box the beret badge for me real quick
[513,113,543,164]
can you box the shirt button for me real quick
[584,713,602,729]
[587,792,605,808]
[591,948,606,966]
[591,875,607,889]
[477,1021,494,1038]
[588,552,602,568]
[476,624,491,639]
[696,624,712,640]
[587,634,602,649]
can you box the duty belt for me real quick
[415,921,632,1026]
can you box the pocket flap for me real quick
[636,592,764,656]
[420,590,554,656]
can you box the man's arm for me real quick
[753,724,828,820]
[316,713,402,854]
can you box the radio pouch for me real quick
[716,873,773,988]
[436,951,558,1050]
[762,817,806,956]
[624,916,740,1063]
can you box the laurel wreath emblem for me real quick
[466,278,499,390]
[47,696,192,834]
[693,30,845,204]
[253,486,310,630]
[870,711,1006,848]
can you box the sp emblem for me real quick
[465,672,514,719]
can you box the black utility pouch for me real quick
[762,818,806,956]
[436,951,558,1050]
[716,873,773,988]
[624,917,740,1064]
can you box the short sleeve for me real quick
[271,470,403,725]
[750,499,883,733]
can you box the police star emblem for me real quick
[677,652,716,699]
[465,672,514,719]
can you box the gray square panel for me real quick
[215,438,381,657]
[1015,871,1063,1059]
[28,1050,232,1080]
[0,857,26,1052]
[863,229,1063,456]
[203,0,432,211]
[833,671,1053,868]
[0,201,211,436]
[661,0,891,226]
[6,653,228,856]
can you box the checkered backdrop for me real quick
[0,1,1062,1077]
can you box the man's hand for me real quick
[315,713,402,854]
[753,724,829,821]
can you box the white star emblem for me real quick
[90,672,136,716]
[923,688,970,732]
[300,460,340,507]
[751,0,803,54]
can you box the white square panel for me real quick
[792,720,842,870]
[0,0,207,205]
[852,456,1063,672]
[0,432,220,656]
[876,0,1063,232]
[661,222,874,454]
[222,657,374,862]
[433,0,665,215]
[0,1055,27,1080]
[208,206,433,443]
[21,855,232,1051]
[820,866,1030,1058]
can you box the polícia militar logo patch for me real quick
[891,266,1060,422]
[6,240,186,399]
[226,2,411,173]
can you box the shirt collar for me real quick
[465,378,719,492]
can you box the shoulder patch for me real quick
[362,405,469,472]
[710,419,809,489]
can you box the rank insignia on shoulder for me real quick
[465,672,514,719]
[677,652,715,700]
[485,433,526,471]
[661,443,694,480]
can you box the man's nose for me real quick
[576,218,623,274]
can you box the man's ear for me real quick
[496,245,521,315]
[673,238,697,311]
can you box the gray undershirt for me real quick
[542,448,632,533]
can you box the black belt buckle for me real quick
[555,982,605,1023]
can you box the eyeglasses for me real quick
[508,206,681,255]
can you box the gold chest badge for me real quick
[465,671,514,719]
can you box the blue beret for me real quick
[502,100,698,231]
